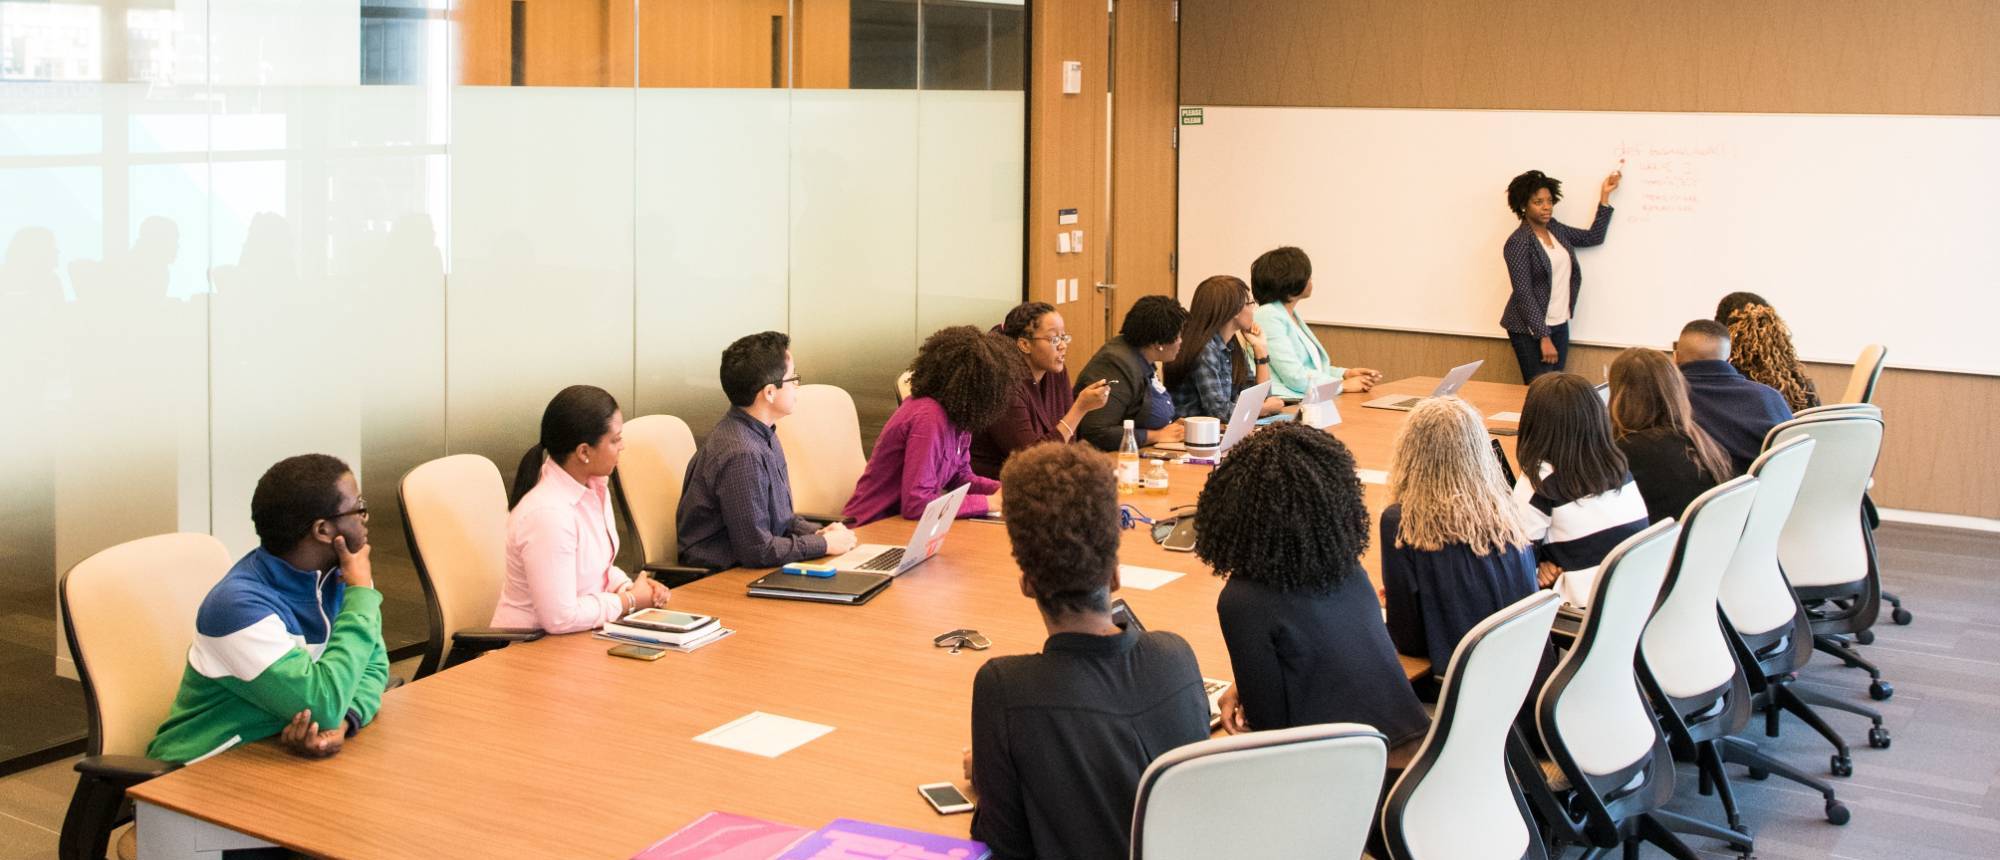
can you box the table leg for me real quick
[134,801,275,860]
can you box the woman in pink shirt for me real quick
[844,327,1021,525]
[492,385,668,634]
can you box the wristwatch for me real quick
[1254,355,1271,366]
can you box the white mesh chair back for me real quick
[1719,437,1815,637]
[1543,520,1680,776]
[1769,410,1882,589]
[1641,478,1758,699]
[617,414,697,566]
[401,454,511,675]
[775,384,867,515]
[1383,592,1562,860]
[1131,723,1387,860]
[896,370,914,404]
[61,533,231,757]
[1840,344,1887,404]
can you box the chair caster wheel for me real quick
[1826,800,1851,825]
[1747,767,1769,780]
[1893,607,1913,625]
[1870,680,1894,701]
[1869,727,1891,749]
[1832,755,1853,777]
[1855,629,1875,645]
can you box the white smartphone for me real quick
[918,782,974,814]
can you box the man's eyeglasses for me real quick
[771,375,803,388]
[1028,334,1073,347]
[327,499,369,523]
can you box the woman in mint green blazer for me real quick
[1248,246,1380,399]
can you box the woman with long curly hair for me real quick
[1608,347,1734,522]
[1193,422,1428,749]
[1381,397,1538,670]
[843,326,1022,525]
[1718,297,1821,412]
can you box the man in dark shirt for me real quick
[967,442,1210,860]
[676,332,857,570]
[1675,319,1795,473]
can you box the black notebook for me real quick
[745,570,893,605]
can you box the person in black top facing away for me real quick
[966,442,1209,860]
[1607,347,1735,522]
[1675,319,1795,474]
[1194,422,1430,752]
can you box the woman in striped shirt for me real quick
[1511,372,1649,608]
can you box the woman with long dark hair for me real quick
[1608,348,1735,522]
[1164,275,1282,420]
[1512,372,1649,608]
[493,384,667,634]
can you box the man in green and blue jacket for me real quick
[149,454,390,764]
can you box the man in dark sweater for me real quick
[966,442,1210,860]
[1675,319,1795,473]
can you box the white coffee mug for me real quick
[1184,416,1222,449]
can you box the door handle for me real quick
[1096,282,1117,335]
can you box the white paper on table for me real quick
[1356,469,1389,485]
[1490,411,1522,423]
[693,711,834,758]
[1118,564,1185,591]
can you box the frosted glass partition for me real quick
[788,89,921,431]
[916,90,1024,337]
[448,86,637,475]
[634,89,791,433]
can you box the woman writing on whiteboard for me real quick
[1499,168,1620,382]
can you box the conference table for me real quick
[128,377,1529,859]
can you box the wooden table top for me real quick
[129,377,1528,859]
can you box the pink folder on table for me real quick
[631,811,811,860]
[774,818,990,860]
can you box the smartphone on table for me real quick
[918,782,975,814]
[607,643,667,661]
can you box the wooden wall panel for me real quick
[454,0,513,85]
[1027,0,1112,355]
[522,0,613,87]
[796,0,852,89]
[635,0,789,88]
[1181,0,2000,116]
[1107,0,1179,321]
[1317,324,1998,519]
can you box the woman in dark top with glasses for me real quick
[970,302,1111,478]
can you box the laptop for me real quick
[1214,381,1274,455]
[821,484,970,575]
[1594,381,1611,404]
[1111,599,1231,730]
[1362,360,1484,411]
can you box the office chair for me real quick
[58,533,232,860]
[400,454,543,678]
[1131,723,1387,860]
[1527,520,1725,859]
[895,369,914,404]
[775,384,868,518]
[1766,408,1895,702]
[1381,591,1562,860]
[1721,437,1887,778]
[611,414,713,587]
[1639,477,1851,843]
[1839,344,1887,406]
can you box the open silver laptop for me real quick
[824,484,970,575]
[1594,381,1610,404]
[1215,381,1273,456]
[1362,360,1484,411]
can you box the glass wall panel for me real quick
[920,0,1024,91]
[634,88,791,433]
[843,0,915,89]
[916,88,1023,336]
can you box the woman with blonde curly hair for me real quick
[1381,397,1539,670]
[1716,293,1821,412]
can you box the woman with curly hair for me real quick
[1716,295,1821,412]
[1512,372,1649,608]
[1608,347,1734,522]
[843,326,1022,525]
[1381,397,1538,671]
[1194,422,1428,749]
[1499,168,1621,381]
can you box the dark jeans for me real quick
[1508,323,1570,383]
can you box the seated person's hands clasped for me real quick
[623,576,670,612]
[1342,367,1383,392]
[278,709,345,759]
[1537,560,1562,589]
[818,521,858,556]
[1150,420,1188,445]
[1215,686,1249,735]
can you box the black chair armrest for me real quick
[641,563,716,588]
[75,755,177,785]
[452,627,544,648]
[63,757,179,860]
[797,512,855,527]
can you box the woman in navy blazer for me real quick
[1499,168,1621,382]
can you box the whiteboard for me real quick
[1176,106,2000,375]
